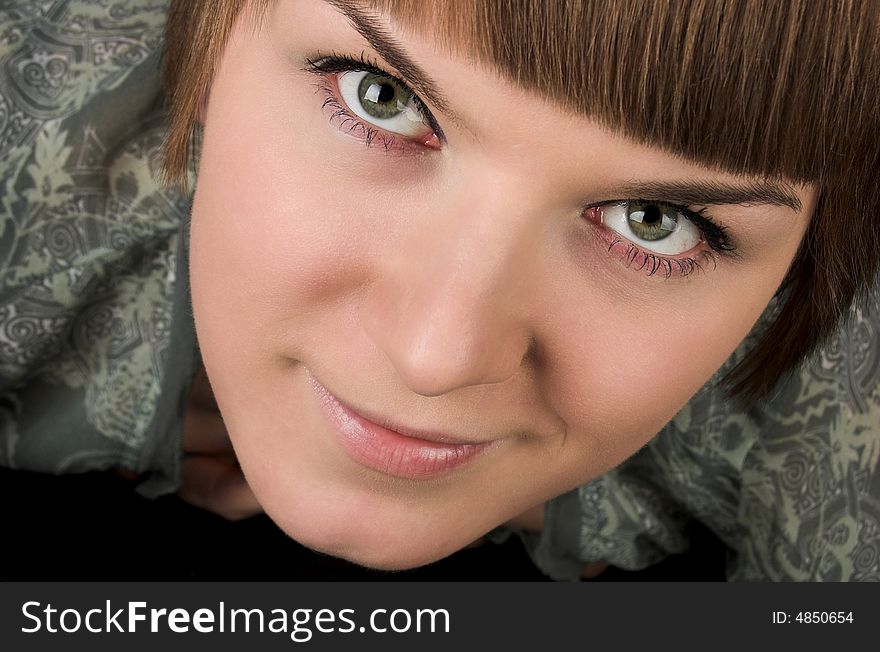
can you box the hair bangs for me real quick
[162,0,880,400]
[367,0,879,186]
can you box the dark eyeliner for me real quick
[303,50,446,144]
[628,199,738,257]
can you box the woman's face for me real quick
[190,0,816,568]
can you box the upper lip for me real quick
[311,372,495,446]
[346,400,490,446]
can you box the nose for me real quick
[360,174,543,397]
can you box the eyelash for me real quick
[586,201,737,278]
[303,51,441,152]
[303,53,738,277]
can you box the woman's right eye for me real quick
[304,54,443,150]
[336,70,433,139]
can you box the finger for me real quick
[182,406,234,455]
[178,455,263,521]
[581,562,609,579]
[112,468,139,482]
[188,364,219,410]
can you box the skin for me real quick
[186,0,816,570]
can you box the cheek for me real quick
[193,118,350,293]
[542,271,786,473]
[189,56,379,370]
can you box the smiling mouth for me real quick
[307,371,496,479]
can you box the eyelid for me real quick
[584,200,733,279]
[303,51,446,144]
[589,198,737,256]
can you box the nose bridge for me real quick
[422,173,538,302]
[362,170,544,396]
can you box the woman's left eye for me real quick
[599,201,702,256]
[337,71,431,139]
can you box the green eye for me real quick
[337,70,430,138]
[599,201,702,256]
[627,203,678,241]
[357,73,408,120]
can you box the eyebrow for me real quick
[615,178,804,212]
[321,1,807,213]
[323,0,458,120]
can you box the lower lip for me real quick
[308,374,492,479]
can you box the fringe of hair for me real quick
[161,0,880,401]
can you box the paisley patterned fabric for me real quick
[530,292,880,581]
[1,0,878,580]
[0,0,196,498]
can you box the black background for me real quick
[0,467,726,581]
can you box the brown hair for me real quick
[163,0,880,402]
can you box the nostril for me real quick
[359,241,535,395]
[375,324,531,397]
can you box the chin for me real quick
[305,539,450,572]
[266,504,468,572]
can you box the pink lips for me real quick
[308,372,493,479]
